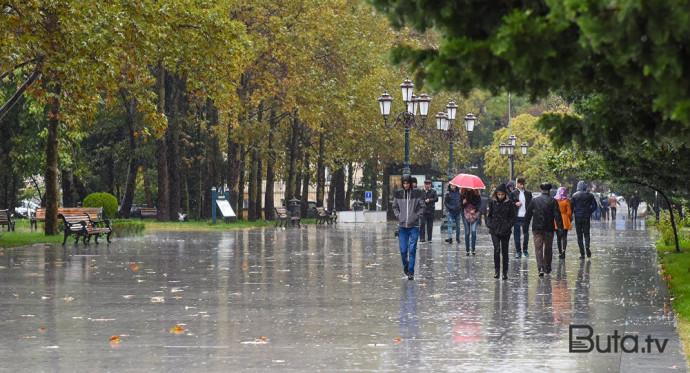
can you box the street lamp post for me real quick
[436,102,477,179]
[378,79,430,175]
[499,136,529,181]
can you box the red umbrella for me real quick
[449,174,485,189]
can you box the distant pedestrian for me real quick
[444,184,462,244]
[599,194,609,220]
[411,177,419,191]
[524,182,564,277]
[478,192,489,226]
[507,180,516,195]
[629,194,640,220]
[461,188,482,255]
[510,177,533,258]
[419,179,438,243]
[608,194,620,220]
[554,187,573,259]
[487,184,516,279]
[571,181,597,258]
[393,174,425,280]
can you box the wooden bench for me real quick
[0,210,15,231]
[274,207,290,227]
[140,207,157,219]
[57,212,112,245]
[31,207,103,230]
[315,207,337,224]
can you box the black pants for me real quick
[556,229,568,254]
[575,217,591,256]
[610,207,616,219]
[492,233,510,275]
[419,213,434,241]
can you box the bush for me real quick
[654,210,690,245]
[110,219,146,237]
[82,193,118,219]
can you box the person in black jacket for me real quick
[524,182,564,276]
[444,184,462,244]
[629,194,640,220]
[570,181,597,258]
[461,188,482,255]
[419,179,438,243]
[510,177,533,258]
[487,184,516,279]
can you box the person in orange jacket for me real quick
[554,187,573,259]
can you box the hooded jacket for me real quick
[570,181,597,218]
[487,186,516,237]
[444,186,462,217]
[524,191,564,232]
[422,186,438,215]
[393,186,425,228]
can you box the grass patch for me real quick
[110,219,146,237]
[0,231,63,248]
[145,218,318,231]
[657,240,690,363]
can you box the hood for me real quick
[577,181,587,192]
[507,180,515,188]
[401,174,412,183]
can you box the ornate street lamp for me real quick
[499,135,529,181]
[377,79,430,175]
[437,101,478,179]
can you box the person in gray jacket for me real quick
[393,174,425,280]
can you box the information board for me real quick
[365,191,373,203]
[216,199,236,218]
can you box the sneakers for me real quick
[494,272,500,279]
[407,273,414,280]
[428,240,432,243]
[419,238,425,243]
[471,249,476,256]
[586,248,592,258]
[466,251,470,256]
[403,268,409,276]
[579,255,585,259]
[545,267,552,274]
[538,268,545,277]
[502,274,508,280]
[445,238,453,243]
[559,252,565,259]
[515,252,522,259]
[523,251,529,258]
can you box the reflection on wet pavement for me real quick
[0,217,685,372]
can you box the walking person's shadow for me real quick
[396,281,420,367]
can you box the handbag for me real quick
[464,204,480,223]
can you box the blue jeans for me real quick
[398,227,419,275]
[461,215,478,252]
[513,217,529,253]
[447,213,462,239]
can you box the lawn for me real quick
[656,239,690,361]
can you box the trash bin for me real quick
[288,198,302,217]
[352,200,364,211]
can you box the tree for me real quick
[367,0,690,145]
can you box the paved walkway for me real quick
[0,214,685,372]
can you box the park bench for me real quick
[31,207,103,230]
[140,207,157,219]
[274,207,290,227]
[57,212,112,245]
[315,207,337,224]
[0,210,15,231]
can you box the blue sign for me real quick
[365,191,373,203]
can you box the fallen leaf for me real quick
[169,325,185,334]
[259,337,267,342]
[648,290,657,293]
[131,265,138,271]
[39,327,45,332]
[395,338,402,343]
[64,297,74,302]
[242,264,247,270]
[151,297,164,303]
[122,295,134,299]
[109,335,120,343]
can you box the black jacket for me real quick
[462,191,482,211]
[422,187,438,215]
[487,198,517,237]
[571,182,597,218]
[524,192,564,232]
[445,188,462,216]
[510,188,533,215]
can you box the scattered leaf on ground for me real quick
[109,335,120,343]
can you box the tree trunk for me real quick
[73,174,89,203]
[286,114,299,201]
[256,157,263,220]
[44,77,61,235]
[155,63,170,221]
[382,165,390,213]
[118,90,138,218]
[301,153,309,218]
[248,148,257,222]
[333,166,346,211]
[346,162,354,208]
[316,129,325,207]
[166,76,181,221]
[227,138,239,214]
[327,172,335,211]
[142,167,154,207]
[237,145,246,220]
[61,168,75,207]
[264,110,277,220]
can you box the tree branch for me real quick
[0,56,42,81]
[0,67,42,122]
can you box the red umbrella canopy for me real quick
[449,174,485,190]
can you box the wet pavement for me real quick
[0,212,685,372]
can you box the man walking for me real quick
[629,194,640,220]
[599,194,609,220]
[608,193,620,220]
[571,181,597,258]
[510,178,533,258]
[393,174,425,280]
[524,182,564,277]
[419,179,438,243]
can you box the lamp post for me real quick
[436,101,477,179]
[499,135,529,181]
[378,79,430,175]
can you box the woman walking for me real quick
[487,184,516,279]
[444,184,462,243]
[555,187,573,259]
[461,188,482,255]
